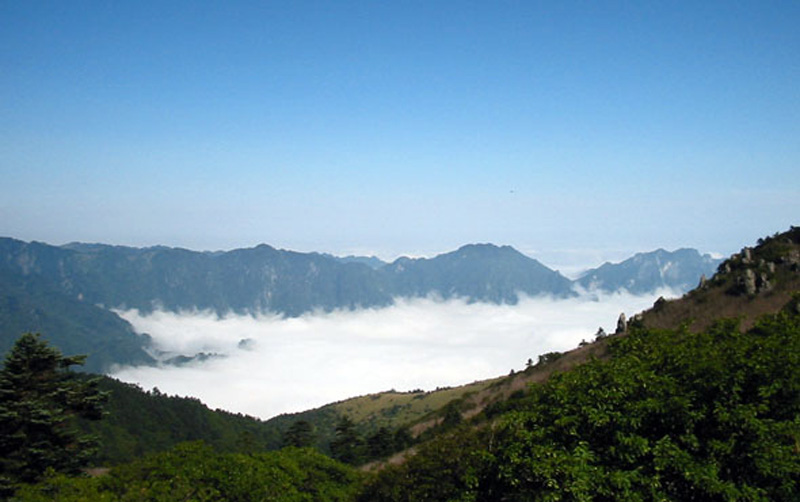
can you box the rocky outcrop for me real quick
[615,313,627,334]
[739,269,758,295]
[712,232,800,297]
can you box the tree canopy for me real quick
[14,442,361,502]
[284,420,316,448]
[0,333,105,495]
[361,311,800,501]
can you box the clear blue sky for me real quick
[1,1,798,268]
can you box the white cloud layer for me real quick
[111,291,675,420]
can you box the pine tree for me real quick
[367,427,394,459]
[0,333,106,495]
[284,420,315,448]
[330,416,365,465]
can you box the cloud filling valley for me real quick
[111,291,673,420]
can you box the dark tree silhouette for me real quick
[329,416,365,465]
[284,420,316,448]
[0,333,106,495]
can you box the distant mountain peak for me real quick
[577,247,723,295]
[450,243,533,261]
[456,242,502,251]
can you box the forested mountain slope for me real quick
[359,308,800,501]
[0,241,154,372]
[356,230,800,500]
[77,376,284,465]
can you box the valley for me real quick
[3,227,799,501]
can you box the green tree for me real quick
[360,311,800,501]
[393,427,413,452]
[330,416,365,465]
[476,317,800,501]
[367,427,394,459]
[440,401,463,429]
[284,420,316,448]
[0,333,106,495]
[14,442,362,502]
[359,426,487,502]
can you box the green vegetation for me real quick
[13,442,361,502]
[0,334,106,496]
[361,311,800,501]
[327,416,413,466]
[330,416,366,465]
[283,420,316,448]
[263,381,494,456]
[6,229,800,500]
[78,377,284,464]
[12,309,800,501]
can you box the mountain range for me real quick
[0,237,722,371]
[62,226,800,475]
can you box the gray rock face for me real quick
[741,269,758,295]
[616,313,627,334]
[758,272,772,293]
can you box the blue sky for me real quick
[1,1,798,268]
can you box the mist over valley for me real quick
[110,289,677,419]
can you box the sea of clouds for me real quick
[110,290,675,420]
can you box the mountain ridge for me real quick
[576,247,722,294]
[0,236,721,370]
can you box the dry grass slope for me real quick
[352,227,800,443]
[640,227,800,332]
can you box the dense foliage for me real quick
[13,442,361,502]
[328,416,414,466]
[76,378,414,466]
[362,312,800,501]
[0,334,106,496]
[78,377,284,464]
